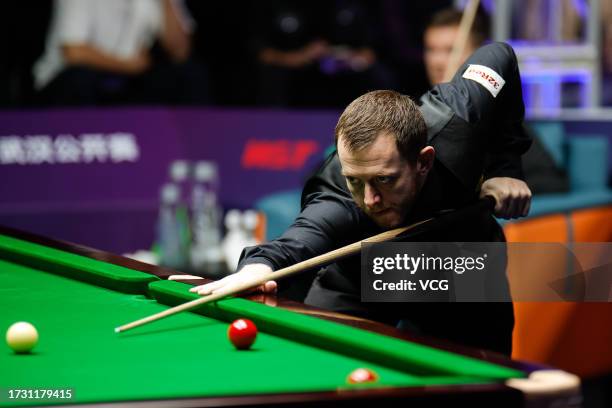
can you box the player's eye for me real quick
[375,176,394,185]
[346,177,362,187]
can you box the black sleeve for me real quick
[300,152,350,208]
[237,191,361,271]
[435,42,532,180]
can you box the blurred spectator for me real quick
[33,0,209,106]
[378,0,452,99]
[423,7,489,85]
[251,0,393,108]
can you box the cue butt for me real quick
[443,0,481,82]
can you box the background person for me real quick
[33,0,209,106]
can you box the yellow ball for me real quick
[6,322,38,353]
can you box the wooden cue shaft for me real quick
[115,220,430,333]
[443,0,481,82]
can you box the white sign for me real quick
[0,132,140,165]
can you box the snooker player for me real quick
[191,42,531,355]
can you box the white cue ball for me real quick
[6,321,38,353]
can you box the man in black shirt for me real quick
[191,42,531,355]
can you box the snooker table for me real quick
[0,226,581,407]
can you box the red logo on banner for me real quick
[241,139,320,170]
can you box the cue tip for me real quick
[114,327,121,333]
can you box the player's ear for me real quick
[416,146,435,176]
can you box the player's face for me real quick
[337,132,430,229]
[424,25,475,85]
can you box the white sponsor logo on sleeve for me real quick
[462,64,506,97]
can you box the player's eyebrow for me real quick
[341,171,400,178]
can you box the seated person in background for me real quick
[424,7,568,194]
[423,7,490,86]
[192,42,532,355]
[33,0,208,105]
[252,0,393,108]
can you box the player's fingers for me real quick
[195,278,230,295]
[263,281,278,294]
[489,191,503,214]
[504,185,517,218]
[522,187,532,217]
[209,280,244,296]
[496,192,510,218]
[520,193,531,217]
[507,193,521,219]
[189,284,207,293]
[249,281,276,295]
[481,188,500,212]
[213,282,259,296]
[195,284,217,295]
[197,279,223,295]
[227,279,276,296]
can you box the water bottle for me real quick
[169,160,191,203]
[157,183,188,270]
[190,161,224,276]
[169,160,192,263]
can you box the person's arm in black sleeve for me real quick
[237,192,359,271]
[432,42,532,218]
[439,42,517,119]
[483,124,529,180]
[465,44,531,181]
[190,191,362,296]
[437,42,530,152]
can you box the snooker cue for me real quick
[114,220,430,333]
[443,0,481,82]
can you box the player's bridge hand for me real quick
[189,264,277,296]
[481,177,532,219]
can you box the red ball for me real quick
[228,319,257,350]
[347,368,379,384]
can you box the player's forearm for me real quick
[483,124,531,180]
[161,0,191,62]
[238,215,341,271]
[62,44,147,75]
[445,43,532,176]
[484,153,525,180]
[237,237,318,272]
[238,193,360,271]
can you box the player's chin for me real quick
[429,71,444,85]
[371,211,403,229]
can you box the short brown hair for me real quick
[427,7,489,47]
[335,90,427,163]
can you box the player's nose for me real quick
[363,184,381,208]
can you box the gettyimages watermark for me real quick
[361,242,612,302]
